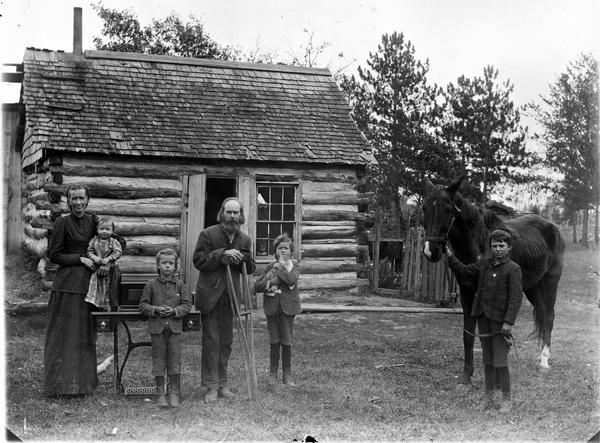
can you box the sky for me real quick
[0,0,598,205]
[1,0,598,106]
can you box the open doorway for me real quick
[204,177,237,228]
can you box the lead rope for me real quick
[451,307,522,371]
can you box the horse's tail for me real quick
[531,222,564,345]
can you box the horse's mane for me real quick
[484,200,515,216]
[455,192,483,227]
[453,194,549,269]
[452,192,489,257]
[483,209,549,268]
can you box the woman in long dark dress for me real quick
[44,185,99,397]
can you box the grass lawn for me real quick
[4,242,599,441]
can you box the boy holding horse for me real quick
[445,229,523,414]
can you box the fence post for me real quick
[372,222,380,292]
[413,228,419,297]
[435,260,443,304]
[415,228,423,300]
[400,228,412,294]
[408,228,416,297]
[397,226,460,305]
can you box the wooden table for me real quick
[92,309,201,394]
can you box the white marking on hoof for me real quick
[538,345,550,370]
[423,241,432,260]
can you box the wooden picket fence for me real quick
[401,227,459,303]
[373,227,459,305]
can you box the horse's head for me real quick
[422,177,463,262]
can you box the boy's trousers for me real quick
[477,314,510,367]
[151,326,182,376]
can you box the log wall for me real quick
[22,155,186,285]
[22,154,369,291]
[297,179,364,281]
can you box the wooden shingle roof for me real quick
[21,49,373,168]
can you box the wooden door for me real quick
[238,174,255,252]
[181,173,256,299]
[3,106,21,253]
[181,174,206,301]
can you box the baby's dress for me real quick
[85,237,122,309]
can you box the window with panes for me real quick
[256,184,298,258]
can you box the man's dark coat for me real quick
[193,224,255,313]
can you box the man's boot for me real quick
[155,376,168,408]
[168,374,180,408]
[218,387,235,399]
[270,343,280,381]
[204,388,218,404]
[282,345,295,386]
[499,394,512,413]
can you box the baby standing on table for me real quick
[254,235,301,386]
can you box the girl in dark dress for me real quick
[44,185,100,397]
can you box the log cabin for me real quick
[9,43,375,298]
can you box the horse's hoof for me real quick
[538,365,550,373]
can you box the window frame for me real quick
[254,181,300,263]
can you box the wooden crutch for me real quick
[241,262,258,391]
[225,265,258,401]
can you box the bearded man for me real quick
[193,197,255,403]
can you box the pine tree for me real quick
[339,32,453,210]
[441,66,532,202]
[532,53,599,246]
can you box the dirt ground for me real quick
[3,241,600,440]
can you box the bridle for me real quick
[423,203,462,247]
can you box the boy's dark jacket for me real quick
[448,254,523,325]
[139,276,192,334]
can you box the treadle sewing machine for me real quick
[92,273,201,395]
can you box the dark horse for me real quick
[422,178,564,384]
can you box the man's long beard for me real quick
[223,220,240,234]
